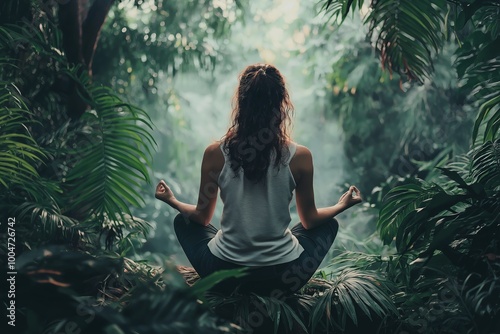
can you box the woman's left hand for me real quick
[155,180,175,204]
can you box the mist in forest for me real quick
[3,0,497,331]
[133,1,369,265]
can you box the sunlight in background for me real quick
[213,0,238,22]
[116,0,375,264]
[171,0,347,217]
[254,0,302,62]
[260,0,299,24]
[118,0,375,264]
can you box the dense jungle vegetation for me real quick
[0,0,499,333]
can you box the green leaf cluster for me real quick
[316,1,500,332]
[0,2,155,252]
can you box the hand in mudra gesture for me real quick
[155,180,175,203]
[338,185,363,209]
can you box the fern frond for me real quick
[309,269,397,332]
[0,82,45,189]
[320,0,365,22]
[377,178,441,245]
[63,67,156,230]
[471,139,500,189]
[367,0,447,82]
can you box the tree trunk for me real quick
[58,0,83,65]
[58,0,115,119]
[82,0,114,75]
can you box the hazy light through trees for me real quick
[131,0,363,265]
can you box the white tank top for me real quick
[207,141,304,266]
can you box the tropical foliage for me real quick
[0,1,241,332]
[2,246,241,334]
[202,266,396,333]
[1,0,499,333]
[316,0,500,332]
[0,18,154,250]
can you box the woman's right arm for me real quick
[293,146,362,230]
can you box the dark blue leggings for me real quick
[173,214,339,295]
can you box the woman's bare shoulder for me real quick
[291,142,312,159]
[203,141,224,167]
[289,142,313,182]
[205,141,223,153]
[289,142,313,173]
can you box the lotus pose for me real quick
[155,63,362,295]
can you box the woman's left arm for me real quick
[155,143,221,226]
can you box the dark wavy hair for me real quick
[223,64,294,183]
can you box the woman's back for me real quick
[207,141,304,266]
[155,63,362,295]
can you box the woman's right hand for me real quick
[337,185,363,210]
[155,180,175,204]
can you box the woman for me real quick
[155,63,362,295]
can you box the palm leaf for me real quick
[0,82,45,189]
[396,191,468,253]
[380,139,499,265]
[462,271,500,319]
[309,269,397,332]
[377,178,441,245]
[454,3,500,144]
[366,0,447,82]
[319,0,365,23]
[16,201,85,241]
[254,295,309,334]
[470,68,500,143]
[471,139,500,189]
[63,67,156,229]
